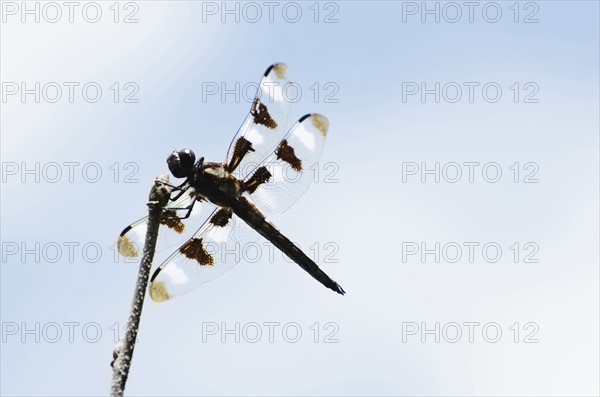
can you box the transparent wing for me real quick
[241,114,329,216]
[117,187,211,259]
[225,63,292,180]
[149,207,256,302]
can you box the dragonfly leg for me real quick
[156,180,189,201]
[161,199,197,220]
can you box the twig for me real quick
[111,174,172,397]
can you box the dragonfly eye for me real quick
[167,148,196,178]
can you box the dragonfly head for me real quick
[167,148,196,178]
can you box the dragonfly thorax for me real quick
[191,162,243,208]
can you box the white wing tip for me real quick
[149,280,171,302]
[117,235,139,257]
[266,63,288,79]
[310,114,329,136]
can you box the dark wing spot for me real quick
[251,98,277,129]
[227,136,255,172]
[161,209,185,234]
[243,166,272,194]
[179,238,214,266]
[210,208,233,227]
[275,140,302,172]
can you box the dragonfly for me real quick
[117,63,345,302]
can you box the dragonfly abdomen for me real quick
[233,197,345,295]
